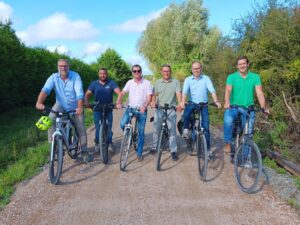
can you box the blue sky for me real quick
[0,0,277,74]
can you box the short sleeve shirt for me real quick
[153,78,181,106]
[87,79,118,104]
[182,74,216,104]
[226,71,262,107]
[42,70,84,111]
[123,79,153,107]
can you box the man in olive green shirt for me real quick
[223,56,268,153]
[150,64,182,161]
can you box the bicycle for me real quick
[119,107,138,171]
[154,104,176,171]
[183,102,217,181]
[230,105,267,193]
[42,108,88,185]
[90,102,115,164]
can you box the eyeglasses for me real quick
[132,70,141,73]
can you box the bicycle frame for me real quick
[50,111,78,158]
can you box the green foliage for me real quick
[94,48,131,86]
[0,142,49,208]
[263,157,286,174]
[138,0,221,76]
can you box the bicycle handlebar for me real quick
[89,103,115,112]
[230,105,269,115]
[41,107,76,117]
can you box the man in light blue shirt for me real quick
[36,59,88,158]
[180,61,221,153]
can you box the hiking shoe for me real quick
[81,151,92,164]
[171,152,178,161]
[108,144,114,153]
[182,129,190,139]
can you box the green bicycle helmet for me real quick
[36,116,52,130]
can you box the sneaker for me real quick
[224,143,231,154]
[108,144,114,153]
[208,152,216,161]
[182,129,190,139]
[95,144,100,152]
[137,155,143,162]
[149,148,156,154]
[81,151,92,164]
[171,152,178,161]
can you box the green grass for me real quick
[263,157,287,175]
[0,106,94,209]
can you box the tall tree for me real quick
[94,49,131,86]
[137,0,221,76]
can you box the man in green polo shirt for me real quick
[150,64,182,161]
[223,56,268,154]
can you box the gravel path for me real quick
[0,108,299,225]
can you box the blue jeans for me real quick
[94,110,113,144]
[183,104,210,150]
[223,107,256,144]
[120,108,147,157]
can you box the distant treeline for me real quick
[0,22,132,113]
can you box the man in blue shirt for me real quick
[180,61,221,154]
[36,59,88,159]
[85,68,121,153]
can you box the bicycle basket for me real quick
[36,116,52,131]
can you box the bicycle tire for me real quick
[100,123,109,164]
[49,135,63,185]
[67,126,80,159]
[156,130,165,171]
[196,133,208,181]
[120,129,131,171]
[234,140,262,193]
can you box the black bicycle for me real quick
[154,104,176,171]
[119,107,138,171]
[230,105,267,193]
[90,103,115,164]
[184,102,217,181]
[42,108,84,184]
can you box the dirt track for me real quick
[0,108,299,225]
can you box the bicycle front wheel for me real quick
[100,123,109,164]
[196,133,208,181]
[234,140,262,193]
[156,130,166,171]
[49,135,63,185]
[120,129,131,171]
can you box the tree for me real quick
[94,49,131,86]
[137,0,221,76]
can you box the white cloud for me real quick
[46,45,71,55]
[109,8,165,33]
[83,42,109,56]
[16,12,100,45]
[0,1,13,23]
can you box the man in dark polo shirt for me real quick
[85,68,121,153]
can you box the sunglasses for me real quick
[132,70,141,73]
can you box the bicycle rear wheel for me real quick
[49,135,63,185]
[234,140,262,193]
[100,123,109,164]
[196,133,208,181]
[120,129,131,171]
[156,130,166,171]
[67,126,80,159]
